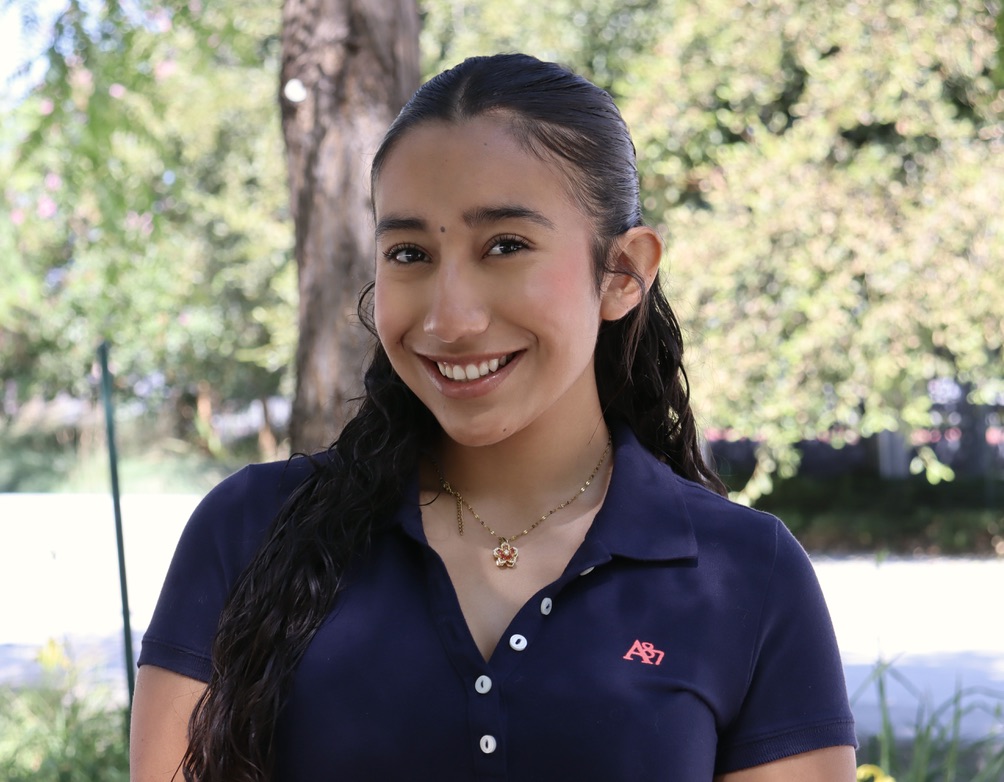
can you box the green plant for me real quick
[0,640,129,781]
[853,660,1004,781]
[0,415,251,493]
[756,472,1004,555]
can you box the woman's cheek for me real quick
[525,256,600,321]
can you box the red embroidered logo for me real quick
[623,639,665,665]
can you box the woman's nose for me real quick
[422,260,490,343]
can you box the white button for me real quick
[480,734,497,754]
[475,675,492,694]
[509,633,528,651]
[540,597,553,615]
[580,566,595,576]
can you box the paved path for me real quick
[814,556,1004,740]
[1,493,1002,741]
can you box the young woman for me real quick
[131,54,857,781]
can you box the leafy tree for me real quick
[4,0,1000,493]
[3,0,423,454]
[626,0,1003,497]
[419,0,666,95]
[422,0,1004,498]
[1,1,295,452]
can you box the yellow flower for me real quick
[37,638,70,672]
[857,764,896,782]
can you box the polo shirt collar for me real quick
[395,422,700,566]
[584,421,699,563]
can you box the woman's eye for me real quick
[384,245,428,264]
[486,236,528,256]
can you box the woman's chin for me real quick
[434,418,525,450]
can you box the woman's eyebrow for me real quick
[375,204,555,239]
[463,204,555,230]
[375,215,426,239]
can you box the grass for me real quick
[853,660,1004,781]
[0,420,254,494]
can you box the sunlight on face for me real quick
[372,117,606,448]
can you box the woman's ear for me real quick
[600,226,663,321]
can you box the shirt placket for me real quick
[424,537,613,780]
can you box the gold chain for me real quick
[436,435,612,568]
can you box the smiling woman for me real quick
[373,117,622,448]
[130,54,857,782]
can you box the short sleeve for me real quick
[715,519,857,772]
[137,459,312,681]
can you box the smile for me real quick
[436,353,514,382]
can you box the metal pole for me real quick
[98,341,135,710]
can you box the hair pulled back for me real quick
[373,54,721,485]
[183,53,723,781]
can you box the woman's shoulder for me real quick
[178,453,327,563]
[203,452,320,511]
[138,453,330,679]
[616,433,777,534]
[674,472,780,537]
[605,428,806,594]
[667,472,823,611]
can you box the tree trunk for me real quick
[257,396,279,461]
[280,0,420,452]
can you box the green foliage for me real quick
[0,412,253,492]
[1,1,294,413]
[3,0,1001,494]
[0,641,129,781]
[421,0,1004,497]
[755,470,1004,554]
[637,0,1003,499]
[419,0,668,95]
[854,661,1004,781]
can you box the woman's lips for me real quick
[421,351,523,398]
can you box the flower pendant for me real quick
[493,539,518,568]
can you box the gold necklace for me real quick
[436,435,612,569]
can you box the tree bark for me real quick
[280,0,419,452]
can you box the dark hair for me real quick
[182,53,724,781]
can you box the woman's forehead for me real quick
[373,117,587,220]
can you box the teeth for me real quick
[437,354,513,382]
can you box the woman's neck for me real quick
[429,414,612,521]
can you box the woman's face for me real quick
[372,117,609,448]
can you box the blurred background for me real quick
[0,0,1002,779]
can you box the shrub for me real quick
[0,640,129,781]
[854,661,1004,781]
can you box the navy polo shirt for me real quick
[140,425,856,779]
